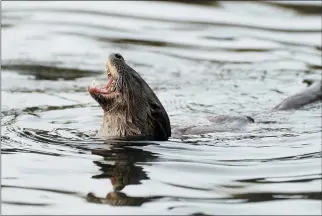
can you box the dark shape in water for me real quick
[273,79,322,111]
[2,63,99,80]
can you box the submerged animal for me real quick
[88,53,322,141]
[273,79,322,110]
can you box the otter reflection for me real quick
[86,141,161,206]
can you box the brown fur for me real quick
[89,53,171,141]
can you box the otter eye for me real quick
[115,53,122,59]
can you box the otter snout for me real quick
[106,53,125,78]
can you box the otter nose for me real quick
[114,53,123,59]
[108,53,124,61]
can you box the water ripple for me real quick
[2,1,321,215]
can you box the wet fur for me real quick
[90,53,171,141]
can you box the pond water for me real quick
[1,1,321,215]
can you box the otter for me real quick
[273,78,322,111]
[88,53,171,141]
[88,53,322,141]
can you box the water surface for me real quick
[1,1,322,215]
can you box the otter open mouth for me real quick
[88,69,119,96]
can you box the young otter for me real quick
[89,53,321,141]
[88,53,171,141]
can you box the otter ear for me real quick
[149,101,171,141]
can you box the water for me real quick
[1,1,321,215]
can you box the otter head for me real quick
[88,53,171,141]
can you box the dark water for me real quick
[1,1,321,215]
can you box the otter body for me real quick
[273,79,321,111]
[88,53,322,141]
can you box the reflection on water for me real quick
[91,143,154,188]
[1,1,322,215]
[87,141,160,206]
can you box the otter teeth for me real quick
[91,80,98,87]
[105,67,111,77]
[109,80,116,92]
